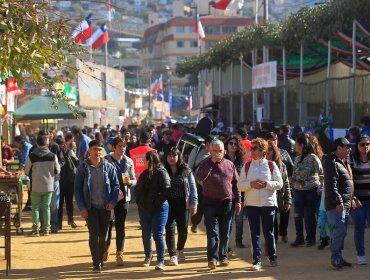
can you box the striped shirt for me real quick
[350,159,370,201]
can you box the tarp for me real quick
[14,95,86,121]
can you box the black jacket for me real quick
[279,148,294,177]
[135,167,171,211]
[324,153,353,211]
[278,135,295,160]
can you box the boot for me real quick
[103,244,110,261]
[318,236,330,250]
[116,251,124,266]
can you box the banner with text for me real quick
[252,61,277,90]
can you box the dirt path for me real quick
[1,202,369,279]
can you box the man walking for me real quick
[74,140,119,272]
[324,137,354,270]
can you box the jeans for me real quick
[246,206,276,262]
[31,192,52,232]
[165,198,190,256]
[317,210,333,238]
[327,208,349,265]
[351,200,370,257]
[235,206,247,243]
[293,188,319,242]
[139,202,169,263]
[58,180,75,227]
[191,184,203,227]
[107,201,129,252]
[87,206,111,267]
[203,201,232,262]
[274,208,290,238]
[50,180,60,230]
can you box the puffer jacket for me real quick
[324,153,354,211]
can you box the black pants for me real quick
[274,208,291,238]
[87,207,111,267]
[165,198,189,256]
[58,180,74,227]
[191,184,203,226]
[107,200,129,252]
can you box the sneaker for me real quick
[116,251,124,266]
[40,230,50,236]
[169,255,178,266]
[357,256,367,265]
[23,205,32,212]
[92,264,102,273]
[177,250,186,261]
[236,241,245,248]
[281,236,288,243]
[51,228,59,234]
[306,240,316,247]
[208,261,217,269]
[270,258,278,267]
[191,225,198,233]
[251,261,262,271]
[331,262,342,270]
[341,259,352,267]
[103,245,110,262]
[219,259,229,267]
[28,230,39,237]
[69,222,78,229]
[291,240,305,247]
[227,248,234,257]
[155,262,165,271]
[142,255,153,267]
[318,237,330,250]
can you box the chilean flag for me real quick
[195,14,205,42]
[87,23,109,50]
[188,90,192,113]
[150,75,163,94]
[72,14,92,44]
[213,0,244,11]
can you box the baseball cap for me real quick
[162,128,171,135]
[334,137,350,148]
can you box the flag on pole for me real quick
[150,75,163,94]
[169,88,173,111]
[188,89,192,113]
[213,0,244,11]
[72,13,93,44]
[195,14,205,42]
[86,22,109,50]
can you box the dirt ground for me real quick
[1,198,370,280]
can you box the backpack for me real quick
[244,160,274,176]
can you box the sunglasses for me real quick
[251,146,259,151]
[359,142,370,147]
[228,141,238,146]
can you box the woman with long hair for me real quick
[350,135,370,265]
[135,150,171,270]
[104,137,136,265]
[225,136,247,250]
[163,147,198,266]
[291,134,323,247]
[266,140,292,243]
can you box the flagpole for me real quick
[325,40,331,119]
[198,16,202,110]
[351,20,356,126]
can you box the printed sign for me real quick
[252,61,277,90]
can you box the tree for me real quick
[0,0,86,112]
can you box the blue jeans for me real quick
[293,188,318,242]
[203,201,232,262]
[235,206,247,243]
[317,210,333,238]
[351,200,370,257]
[327,208,349,265]
[50,180,60,230]
[139,202,169,263]
[246,206,276,262]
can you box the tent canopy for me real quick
[14,95,86,121]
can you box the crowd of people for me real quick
[2,117,370,273]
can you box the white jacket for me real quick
[237,158,283,207]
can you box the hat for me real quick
[162,128,171,135]
[56,130,64,137]
[105,136,115,145]
[55,137,65,145]
[334,137,350,148]
[140,132,151,143]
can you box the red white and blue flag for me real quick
[72,13,93,44]
[188,89,192,112]
[213,0,244,11]
[150,75,163,94]
[87,23,109,50]
[195,14,205,43]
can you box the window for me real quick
[190,41,198,47]
[222,26,237,34]
[204,26,220,35]
[205,41,217,49]
[177,41,184,48]
[176,56,186,62]
[176,26,185,33]
[189,26,195,33]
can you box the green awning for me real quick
[14,95,86,121]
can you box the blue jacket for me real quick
[74,158,119,211]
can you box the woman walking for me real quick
[104,137,136,265]
[163,147,198,266]
[135,150,171,270]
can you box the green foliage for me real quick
[176,0,370,77]
[0,0,86,116]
